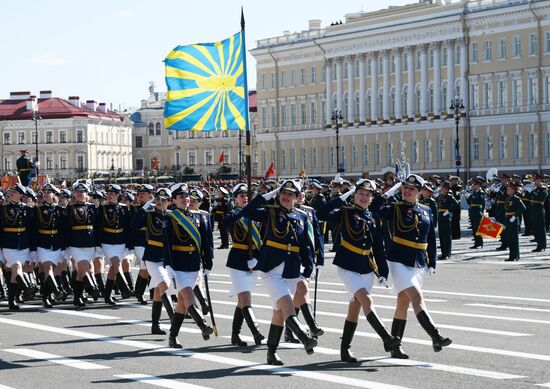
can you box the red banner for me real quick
[476,216,504,239]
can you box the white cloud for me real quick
[114,9,133,19]
[29,53,71,66]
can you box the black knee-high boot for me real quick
[61,270,73,294]
[104,278,117,305]
[366,311,401,352]
[285,315,317,354]
[73,280,86,307]
[161,293,174,322]
[0,272,6,300]
[266,324,284,365]
[416,310,452,352]
[8,283,20,310]
[340,320,358,362]
[151,301,166,335]
[134,275,148,304]
[16,274,33,301]
[390,319,409,359]
[187,305,213,340]
[231,307,247,346]
[54,275,68,300]
[83,273,100,301]
[94,273,105,297]
[193,285,209,315]
[123,271,135,294]
[115,272,132,299]
[168,312,185,348]
[242,305,265,345]
[284,307,300,343]
[300,303,324,337]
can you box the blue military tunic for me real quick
[95,203,131,247]
[65,202,98,248]
[0,202,34,250]
[241,195,314,279]
[379,201,437,269]
[317,197,387,277]
[223,207,261,271]
[164,208,213,272]
[297,204,324,267]
[129,204,147,250]
[131,207,167,263]
[31,203,66,251]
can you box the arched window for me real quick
[155,122,161,135]
[148,123,154,135]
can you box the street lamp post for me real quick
[331,108,343,174]
[32,107,40,177]
[449,96,465,178]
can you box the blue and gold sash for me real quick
[238,216,262,250]
[170,209,201,251]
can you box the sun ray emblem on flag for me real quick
[163,32,246,131]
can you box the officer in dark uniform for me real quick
[504,182,526,261]
[420,183,438,229]
[529,174,548,252]
[1,184,35,310]
[544,174,550,232]
[223,183,265,347]
[437,181,458,260]
[56,188,73,295]
[96,184,132,304]
[379,174,452,358]
[131,187,174,335]
[496,174,511,250]
[317,179,399,363]
[449,176,462,240]
[213,187,230,249]
[467,177,486,249]
[165,183,214,348]
[31,183,67,307]
[131,184,154,304]
[16,150,35,187]
[242,179,317,365]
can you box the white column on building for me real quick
[446,39,455,101]
[336,57,344,114]
[394,48,403,120]
[358,53,366,123]
[370,51,378,121]
[459,38,468,108]
[347,55,355,122]
[326,59,333,125]
[420,43,428,118]
[406,46,415,119]
[432,41,441,117]
[382,50,390,121]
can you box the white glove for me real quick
[203,269,211,277]
[339,186,356,202]
[383,182,402,199]
[378,276,388,288]
[443,211,450,217]
[262,186,280,201]
[30,251,38,263]
[247,257,258,269]
[509,216,516,223]
[427,267,436,275]
[143,198,155,210]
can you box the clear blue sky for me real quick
[0,0,410,110]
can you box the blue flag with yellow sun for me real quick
[163,31,248,131]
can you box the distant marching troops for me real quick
[2,168,550,363]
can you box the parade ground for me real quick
[1,211,549,389]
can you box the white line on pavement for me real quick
[465,303,550,313]
[0,385,16,389]
[536,383,550,387]
[114,374,211,389]
[0,317,411,389]
[3,348,110,370]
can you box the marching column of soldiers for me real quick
[3,169,549,364]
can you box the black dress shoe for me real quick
[469,245,483,249]
[504,258,518,262]
[496,246,507,251]
[532,248,545,253]
[530,239,537,242]
[437,255,449,260]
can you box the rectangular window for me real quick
[498,80,507,108]
[374,143,380,165]
[473,137,479,160]
[363,144,368,166]
[528,77,538,105]
[546,133,550,158]
[513,36,521,57]
[46,153,53,170]
[135,136,143,148]
[412,140,418,163]
[32,132,37,144]
[261,150,266,171]
[17,132,25,144]
[261,107,267,128]
[291,148,296,169]
[499,135,507,160]
[188,150,197,166]
[270,106,276,127]
[329,146,334,168]
[470,82,479,110]
[514,134,523,159]
[46,131,52,143]
[486,136,493,160]
[59,131,67,143]
[281,149,286,169]
[429,49,434,68]
[290,70,295,87]
[484,41,492,61]
[351,144,357,167]
[135,158,143,170]
[290,104,297,126]
[513,79,522,107]
[301,148,306,169]
[311,102,317,125]
[545,76,550,104]
[483,81,492,109]
[311,66,317,83]
[499,38,506,59]
[529,133,537,158]
[3,156,11,171]
[312,147,317,168]
[300,103,306,125]
[76,130,83,143]
[300,68,306,85]
[205,149,213,165]
[546,31,550,53]
[438,138,445,162]
[271,72,275,89]
[321,64,326,82]
[3,133,11,145]
[471,42,478,63]
[529,33,538,55]
[386,142,393,165]
[60,154,68,169]
[261,74,266,90]
[424,139,432,163]
[280,106,287,126]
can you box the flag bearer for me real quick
[467,177,486,249]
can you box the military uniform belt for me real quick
[38,229,58,235]
[505,212,516,216]
[530,200,544,204]
[139,227,146,231]
[72,225,93,231]
[172,244,196,252]
[103,227,124,233]
[266,240,300,253]
[3,227,25,233]
[393,236,428,250]
[19,168,30,172]
[232,242,250,250]
[438,209,448,212]
[469,204,483,207]
[496,201,506,204]
[147,239,163,247]
[341,239,372,256]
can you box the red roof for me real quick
[0,97,126,121]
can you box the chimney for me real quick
[39,90,52,99]
[10,91,31,100]
[308,19,321,30]
[68,96,80,107]
[85,100,97,111]
[97,102,108,113]
[26,96,37,111]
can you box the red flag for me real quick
[218,151,225,164]
[152,157,159,170]
[476,216,504,239]
[265,162,275,178]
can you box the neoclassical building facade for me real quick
[251,0,550,179]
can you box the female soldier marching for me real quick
[317,179,400,362]
[380,174,452,358]
[222,183,265,347]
